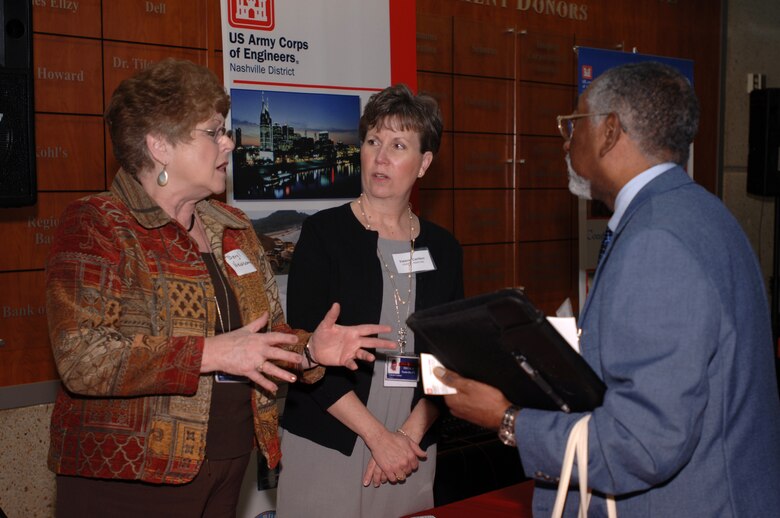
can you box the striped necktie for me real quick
[598,227,613,265]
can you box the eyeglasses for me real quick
[193,127,233,142]
[556,113,611,140]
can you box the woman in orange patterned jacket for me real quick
[45,58,394,517]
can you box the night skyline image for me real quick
[230,88,362,200]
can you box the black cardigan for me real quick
[281,203,464,455]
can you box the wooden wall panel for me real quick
[453,18,515,79]
[417,14,453,73]
[418,72,453,132]
[462,244,515,298]
[0,271,57,387]
[213,52,225,83]
[573,37,624,54]
[454,190,514,245]
[32,0,102,38]
[516,189,573,242]
[417,0,615,37]
[35,115,106,191]
[33,35,104,115]
[517,31,574,85]
[210,0,223,51]
[103,0,209,49]
[453,76,514,134]
[517,83,576,136]
[420,133,453,189]
[0,193,85,271]
[517,136,568,189]
[517,240,574,315]
[418,189,454,235]
[453,133,514,189]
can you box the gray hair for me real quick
[586,61,699,165]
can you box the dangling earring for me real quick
[157,166,169,187]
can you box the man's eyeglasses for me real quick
[556,113,611,140]
[194,127,233,142]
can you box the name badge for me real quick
[384,355,420,388]
[392,248,436,274]
[224,249,257,276]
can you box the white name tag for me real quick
[392,248,436,274]
[224,249,258,276]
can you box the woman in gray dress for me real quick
[277,84,464,517]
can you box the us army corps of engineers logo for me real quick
[229,0,275,31]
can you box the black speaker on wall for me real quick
[747,88,780,197]
[0,1,35,207]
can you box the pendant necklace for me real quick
[364,197,423,388]
[364,197,415,352]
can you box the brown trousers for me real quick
[56,454,251,518]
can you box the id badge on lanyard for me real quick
[384,354,420,387]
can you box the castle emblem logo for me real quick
[228,0,275,31]
[581,65,593,80]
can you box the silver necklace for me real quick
[364,197,416,353]
[356,193,417,351]
[377,243,414,353]
[356,193,373,230]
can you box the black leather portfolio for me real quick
[406,288,605,413]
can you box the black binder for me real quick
[406,288,605,413]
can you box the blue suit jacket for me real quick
[517,167,780,516]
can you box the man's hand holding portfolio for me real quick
[433,365,510,432]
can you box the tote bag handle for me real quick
[551,415,617,518]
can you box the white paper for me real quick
[546,316,580,354]
[420,353,457,395]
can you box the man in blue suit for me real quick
[436,62,780,516]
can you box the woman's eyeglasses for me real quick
[193,127,233,142]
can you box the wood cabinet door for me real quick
[454,76,514,134]
[417,14,453,74]
[454,18,515,79]
[454,133,514,189]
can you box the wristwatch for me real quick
[498,405,521,447]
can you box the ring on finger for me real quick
[257,361,266,373]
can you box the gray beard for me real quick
[566,154,592,200]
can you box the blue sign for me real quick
[576,47,694,95]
